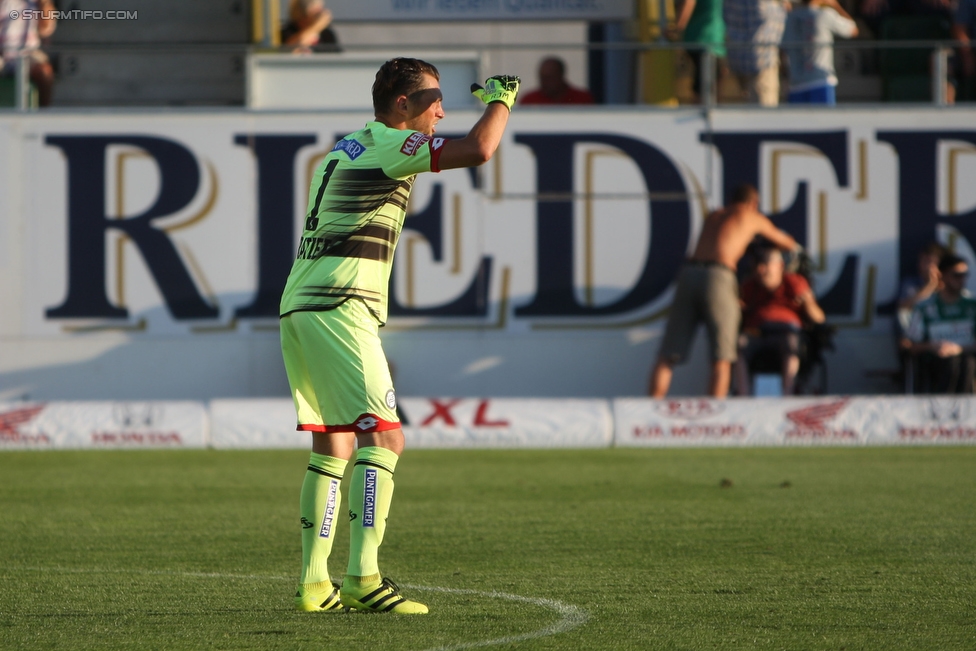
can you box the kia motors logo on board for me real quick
[654,399,724,420]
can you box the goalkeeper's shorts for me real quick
[280,299,400,433]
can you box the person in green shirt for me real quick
[280,58,519,614]
[904,253,976,394]
[673,0,727,103]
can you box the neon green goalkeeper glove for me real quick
[470,75,521,111]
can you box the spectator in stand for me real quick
[953,0,976,100]
[856,0,886,38]
[864,0,957,103]
[897,241,947,334]
[735,244,826,395]
[281,0,339,53]
[519,57,594,105]
[0,0,56,106]
[649,184,798,398]
[724,0,788,106]
[903,254,976,393]
[781,0,859,105]
[860,0,953,36]
[672,0,728,103]
[895,241,946,389]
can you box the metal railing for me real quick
[1,38,972,111]
[13,51,32,110]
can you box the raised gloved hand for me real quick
[470,75,521,111]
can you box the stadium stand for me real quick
[47,0,249,106]
[879,14,952,102]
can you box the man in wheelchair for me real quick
[735,243,829,395]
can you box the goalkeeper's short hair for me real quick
[372,58,440,116]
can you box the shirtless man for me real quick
[649,184,798,397]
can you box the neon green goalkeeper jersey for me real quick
[280,121,445,324]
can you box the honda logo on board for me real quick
[0,405,50,445]
[784,399,856,439]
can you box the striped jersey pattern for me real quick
[279,121,443,324]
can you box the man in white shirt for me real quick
[781,0,858,104]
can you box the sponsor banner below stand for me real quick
[613,396,976,447]
[0,401,207,449]
[209,398,303,449]
[3,397,974,451]
[399,398,614,448]
[208,397,613,449]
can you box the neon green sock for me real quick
[299,453,347,585]
[346,446,399,580]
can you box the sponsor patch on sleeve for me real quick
[400,132,432,156]
[332,138,366,160]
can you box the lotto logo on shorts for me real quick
[400,132,431,156]
[385,389,397,410]
[362,468,377,528]
[332,138,366,160]
[319,479,339,538]
[356,415,379,431]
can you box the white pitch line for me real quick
[403,583,590,651]
[11,568,590,651]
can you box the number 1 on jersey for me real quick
[305,158,340,232]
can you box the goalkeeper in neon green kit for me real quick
[279,58,519,614]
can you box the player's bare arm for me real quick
[755,213,798,252]
[438,103,511,170]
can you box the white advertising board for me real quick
[246,52,484,110]
[0,401,207,450]
[210,398,303,449]
[613,396,976,447]
[3,397,973,451]
[399,397,613,448]
[210,397,612,449]
[1,108,976,401]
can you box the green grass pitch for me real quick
[2,446,975,650]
